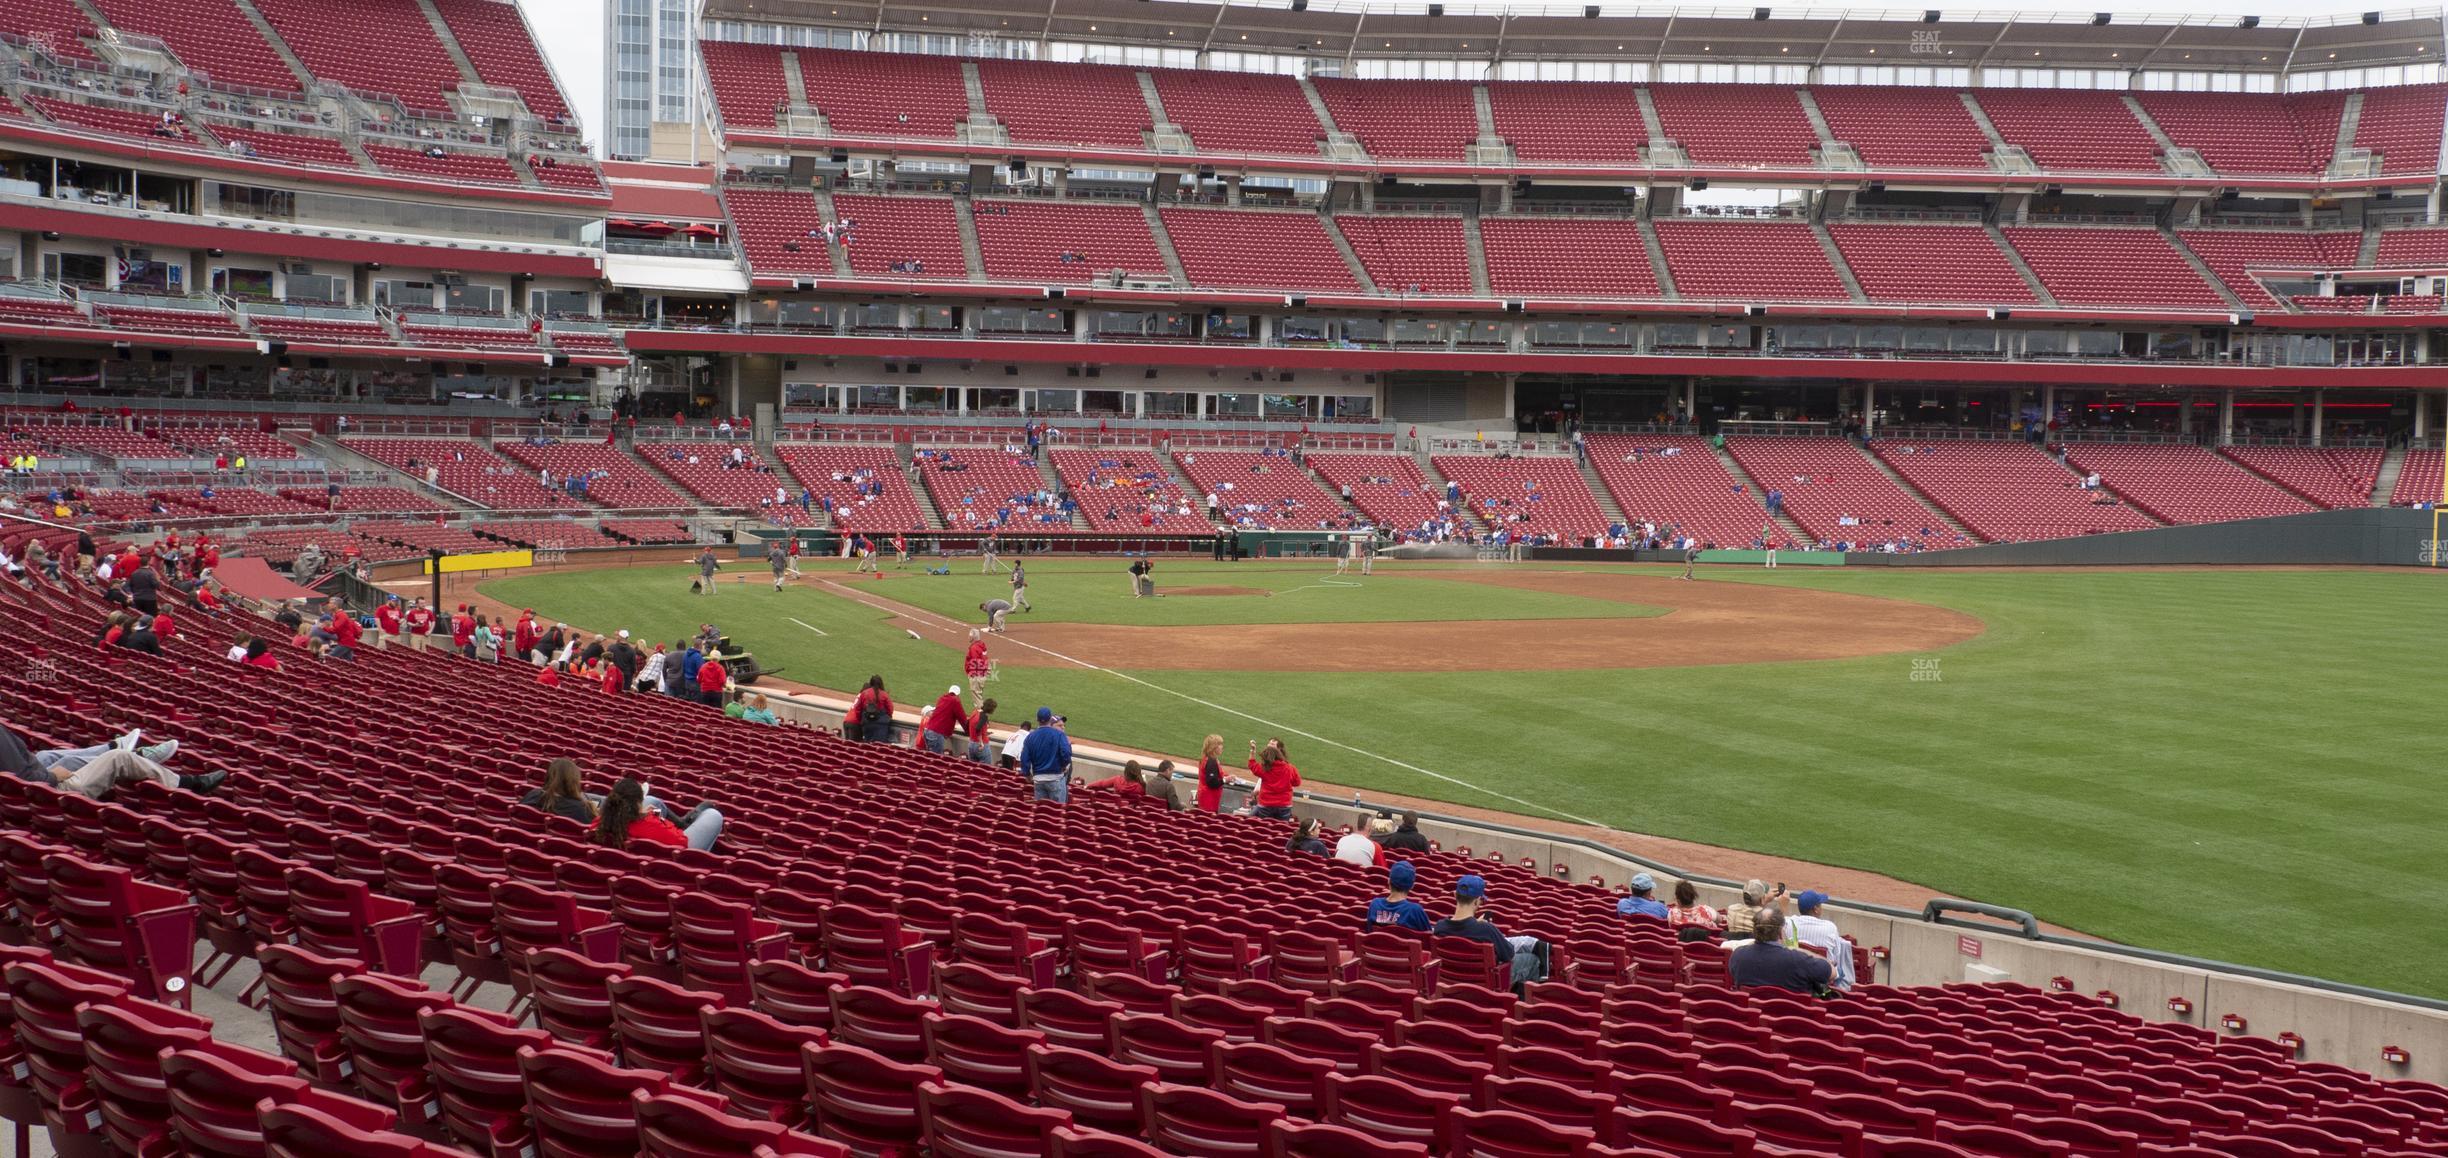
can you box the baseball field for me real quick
[481,557,2448,999]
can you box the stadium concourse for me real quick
[8,518,2448,1158]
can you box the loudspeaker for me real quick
[1505,300,1524,314]
[2091,11,2109,24]
[1144,368,1158,379]
[1291,0,1305,10]
[1584,4,1599,15]
[266,340,288,356]
[1046,287,1067,299]
[830,150,849,163]
[1004,365,1019,375]
[2363,11,2380,23]
[1689,178,1708,190]
[1753,6,1770,18]
[1429,3,1443,15]
[1922,9,1940,20]
[2237,14,2258,26]
[549,353,570,368]
[1085,366,1101,378]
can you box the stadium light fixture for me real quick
[2237,14,2257,27]
[2091,12,2109,25]
[1584,5,1599,16]
[2363,11,2380,23]
[1922,9,1940,21]
[1753,7,1770,18]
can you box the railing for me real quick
[1719,421,1836,437]
[1871,426,2031,442]
[2054,430,2199,446]
[339,418,478,437]
[1579,423,1699,436]
[2225,433,2390,448]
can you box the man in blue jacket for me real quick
[675,640,705,696]
[1020,707,1072,802]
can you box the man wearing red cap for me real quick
[513,610,540,664]
[450,603,476,656]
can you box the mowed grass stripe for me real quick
[483,562,2448,998]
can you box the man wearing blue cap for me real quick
[1789,889,1855,991]
[1432,874,1550,991]
[1020,707,1072,802]
[1615,872,1669,922]
[1366,861,1430,932]
[1729,908,1833,995]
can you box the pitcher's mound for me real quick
[1168,586,1271,597]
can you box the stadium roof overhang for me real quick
[699,0,2443,74]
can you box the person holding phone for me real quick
[1246,738,1299,820]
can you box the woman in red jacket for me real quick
[1246,737,1299,820]
[1195,734,1226,813]
[843,675,893,742]
[588,777,687,848]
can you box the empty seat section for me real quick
[829,195,967,279]
[723,187,834,275]
[1158,209,1359,292]
[2,0,99,62]
[1871,440,2156,542]
[160,429,301,460]
[1654,220,1851,302]
[1147,68,1321,157]
[90,304,245,338]
[2061,443,2318,524]
[24,95,194,144]
[2136,91,2323,176]
[1725,437,1954,547]
[799,47,966,139]
[343,437,580,509]
[0,296,88,328]
[1332,216,1475,296]
[2350,82,2446,174]
[492,442,691,510]
[1827,224,2036,305]
[1485,82,1644,162]
[469,519,607,549]
[916,445,1069,532]
[533,163,607,194]
[2373,227,2448,268]
[397,321,540,354]
[1809,86,1991,169]
[776,444,930,532]
[976,58,1149,148]
[2289,90,2353,172]
[2218,446,2384,510]
[2392,448,2445,505]
[430,0,573,124]
[1311,78,1477,161]
[1049,450,1205,531]
[353,520,500,554]
[203,123,358,169]
[1173,451,1351,530]
[598,517,693,543]
[86,0,300,93]
[1298,455,1449,534]
[364,145,521,186]
[971,200,1169,285]
[1585,434,1772,549]
[253,0,465,113]
[1972,89,2163,172]
[699,40,791,130]
[2175,231,2359,311]
[1478,218,1661,298]
[1648,84,1819,166]
[2001,227,2227,309]
[638,442,792,515]
[1430,456,1610,541]
[274,486,448,514]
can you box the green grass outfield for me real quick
[483,558,2448,999]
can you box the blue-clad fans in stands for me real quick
[1729,908,1835,995]
[1617,872,1670,921]
[1434,873,1551,990]
[1020,707,1072,801]
[1367,861,1431,932]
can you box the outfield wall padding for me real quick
[1868,506,2447,568]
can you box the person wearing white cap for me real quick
[918,684,971,755]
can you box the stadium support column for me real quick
[2415,393,2428,441]
[1863,382,1876,438]
[2312,390,2325,447]
[2042,385,2056,426]
[1683,379,1697,425]
[2217,392,2234,445]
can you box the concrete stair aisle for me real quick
[896,442,946,529]
[2331,92,2366,173]
[2121,94,2181,154]
[952,198,988,283]
[1291,452,1370,524]
[1795,87,1837,147]
[1030,447,1087,530]
[1318,214,1378,294]
[778,50,812,110]
[1156,449,1219,530]
[813,189,853,277]
[1470,85,1497,138]
[959,61,990,120]
[2373,443,2407,506]
[1637,218,1679,299]
[2359,219,2383,267]
[1576,450,1630,530]
[1709,440,1808,545]
[1987,222,2059,307]
[1460,214,1492,297]
[1959,91,2010,150]
[1295,75,1344,140]
[228,0,322,91]
[1141,204,1190,287]
[312,432,486,512]
[1812,221,1869,303]
[412,0,488,91]
[1852,439,1980,542]
[2047,443,2169,525]
[1632,86,1666,143]
[1412,449,1486,533]
[2162,226,2247,311]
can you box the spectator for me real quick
[519,757,598,824]
[125,559,159,616]
[964,697,996,763]
[635,646,666,693]
[1245,738,1299,820]
[1728,909,1833,995]
[917,684,969,754]
[1788,890,1856,990]
[1367,861,1431,932]
[225,634,253,663]
[2,726,222,798]
[1146,760,1183,810]
[740,694,780,725]
[472,617,499,663]
[1102,760,1150,798]
[1332,813,1389,868]
[1194,734,1227,813]
[450,604,476,656]
[1020,707,1072,801]
[1667,880,1722,943]
[241,637,281,670]
[1381,810,1431,853]
[404,599,435,650]
[696,651,729,707]
[999,718,1031,771]
[669,637,700,696]
[1432,874,1550,989]
[1616,872,1670,921]
[1287,817,1330,856]
[588,776,723,852]
[846,675,894,742]
[1724,879,1772,940]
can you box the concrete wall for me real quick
[1869,506,2447,568]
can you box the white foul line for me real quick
[814,579,1612,831]
[786,617,830,637]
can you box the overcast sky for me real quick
[517,0,2441,154]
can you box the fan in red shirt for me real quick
[587,777,688,849]
[328,606,363,651]
[513,611,540,662]
[450,605,476,655]
[375,599,402,643]
[403,600,434,648]
[915,685,969,754]
[150,612,175,641]
[696,656,727,707]
[194,584,222,614]
[1246,738,1301,820]
[536,665,562,688]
